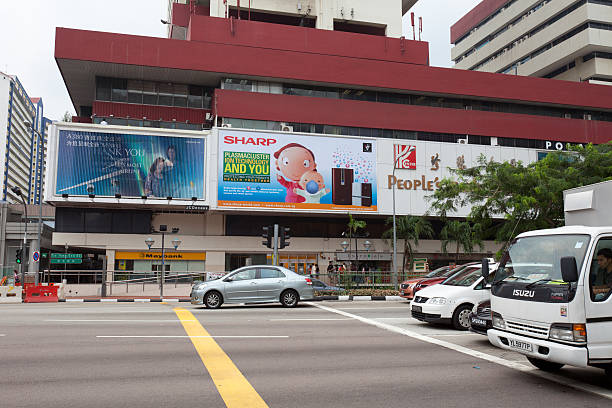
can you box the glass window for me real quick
[143,81,158,105]
[158,83,173,106]
[96,77,112,101]
[188,86,203,109]
[111,79,128,102]
[443,267,482,286]
[232,269,257,281]
[127,80,143,104]
[259,268,285,279]
[173,84,188,107]
[589,239,612,302]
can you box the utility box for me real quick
[564,180,612,226]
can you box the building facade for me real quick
[51,2,612,280]
[0,73,50,205]
[451,0,612,84]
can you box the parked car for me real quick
[311,279,343,293]
[410,263,497,330]
[407,262,479,299]
[468,299,492,335]
[190,265,315,308]
[400,266,450,299]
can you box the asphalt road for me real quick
[1,301,611,408]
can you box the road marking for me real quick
[307,302,612,400]
[269,318,352,321]
[97,335,289,339]
[336,306,409,310]
[174,307,269,408]
[46,319,196,322]
[0,334,5,337]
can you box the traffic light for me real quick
[15,248,22,264]
[262,225,272,249]
[279,227,291,249]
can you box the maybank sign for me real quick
[115,252,206,261]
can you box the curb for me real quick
[58,296,408,303]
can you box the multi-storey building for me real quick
[451,0,612,84]
[50,0,612,279]
[0,72,49,204]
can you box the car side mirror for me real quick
[481,258,490,280]
[560,256,578,283]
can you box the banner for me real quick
[218,129,377,211]
[55,130,205,199]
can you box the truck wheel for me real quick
[452,304,473,330]
[527,357,564,372]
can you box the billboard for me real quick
[218,129,377,211]
[55,129,206,199]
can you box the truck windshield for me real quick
[495,234,590,284]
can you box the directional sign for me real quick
[50,253,82,259]
[50,258,82,264]
[32,251,40,263]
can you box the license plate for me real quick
[471,317,486,326]
[508,338,533,352]
[412,305,422,313]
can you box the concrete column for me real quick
[205,251,226,273]
[106,249,115,283]
[27,239,37,273]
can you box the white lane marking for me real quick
[0,334,6,337]
[46,319,197,322]
[269,318,352,321]
[335,307,409,310]
[96,335,289,339]
[307,302,612,400]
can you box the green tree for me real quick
[440,220,483,264]
[383,216,434,274]
[429,143,612,244]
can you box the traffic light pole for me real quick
[20,198,27,287]
[273,224,279,266]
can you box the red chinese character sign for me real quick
[393,144,416,170]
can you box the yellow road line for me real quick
[173,307,269,408]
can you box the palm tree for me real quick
[346,213,366,271]
[440,221,484,264]
[383,216,434,274]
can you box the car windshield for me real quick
[424,266,448,278]
[443,267,481,286]
[495,234,591,284]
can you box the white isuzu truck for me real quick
[484,181,612,383]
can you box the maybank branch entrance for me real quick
[114,251,206,274]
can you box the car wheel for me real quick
[527,357,564,372]
[452,304,473,330]
[204,291,222,309]
[280,289,299,308]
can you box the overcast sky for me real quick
[0,0,482,121]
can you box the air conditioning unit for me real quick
[205,112,213,121]
[584,114,592,120]
[458,138,468,144]
[222,123,232,128]
[280,123,293,132]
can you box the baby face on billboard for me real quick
[274,144,317,181]
[299,170,326,192]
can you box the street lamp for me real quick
[340,241,349,252]
[145,225,180,300]
[363,240,372,252]
[24,120,44,285]
[11,186,28,286]
[392,153,399,290]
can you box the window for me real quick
[589,238,612,302]
[111,79,127,102]
[232,269,257,281]
[259,268,285,279]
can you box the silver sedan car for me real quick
[190,265,315,308]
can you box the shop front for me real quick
[114,251,206,278]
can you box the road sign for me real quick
[50,258,82,264]
[50,253,82,259]
[32,251,40,263]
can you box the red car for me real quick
[401,263,478,299]
[399,266,449,299]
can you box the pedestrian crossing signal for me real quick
[16,248,23,264]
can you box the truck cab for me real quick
[486,226,612,382]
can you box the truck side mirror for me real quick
[560,256,578,283]
[481,258,490,280]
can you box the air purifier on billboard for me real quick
[332,168,353,205]
[352,183,373,207]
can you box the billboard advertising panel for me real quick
[55,129,206,199]
[218,129,377,211]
